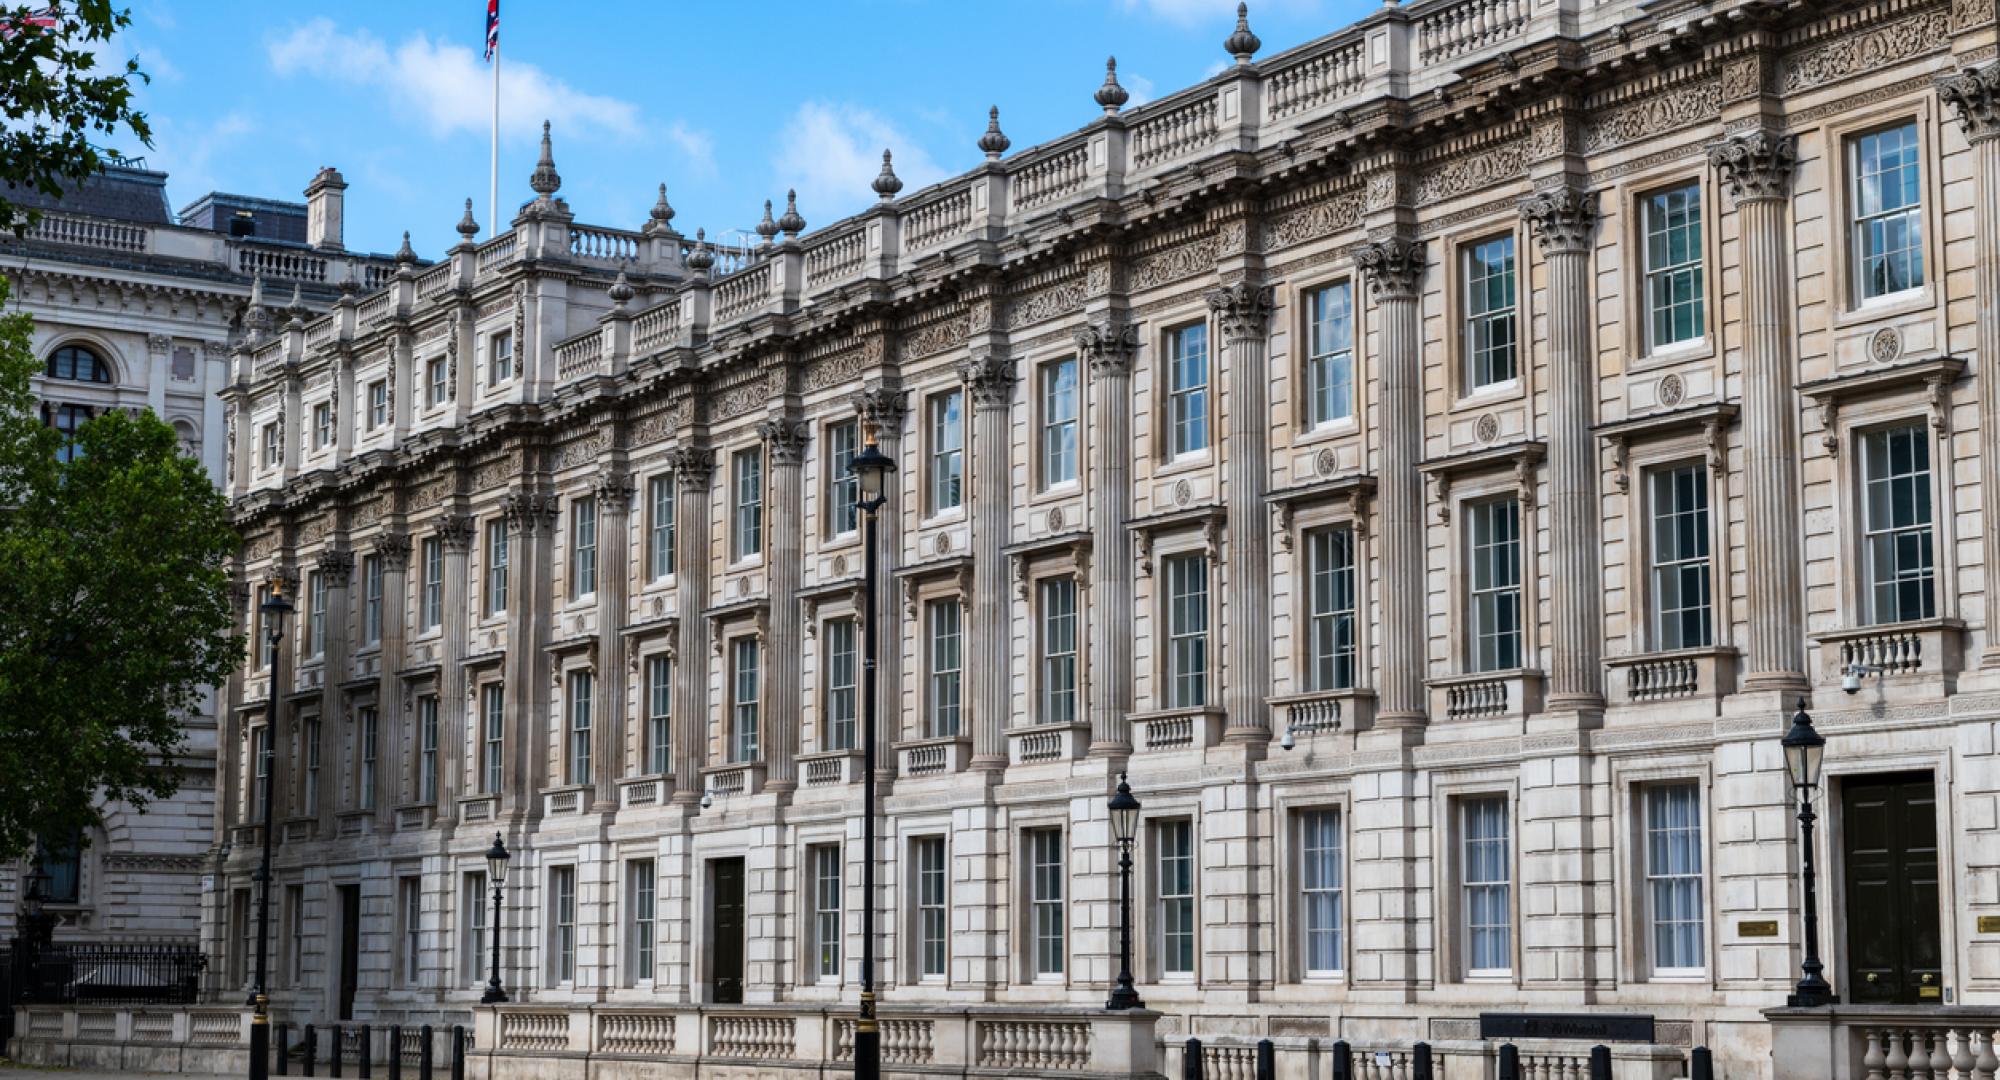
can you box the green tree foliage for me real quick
[0,277,241,861]
[1,0,153,234]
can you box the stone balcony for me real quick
[796,750,862,789]
[1604,646,1739,710]
[1128,706,1226,753]
[1767,1004,2000,1080]
[1813,619,1967,693]
[1428,669,1544,722]
[1007,721,1091,765]
[897,735,972,778]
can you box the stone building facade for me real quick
[214,0,2000,1073]
[0,163,399,944]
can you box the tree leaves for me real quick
[0,1,153,235]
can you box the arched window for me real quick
[46,344,113,384]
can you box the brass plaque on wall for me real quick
[1738,920,1780,938]
[1977,915,2000,933]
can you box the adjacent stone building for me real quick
[0,163,399,944]
[212,0,2000,1074]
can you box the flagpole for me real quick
[489,35,499,239]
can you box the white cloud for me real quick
[144,112,255,208]
[266,18,641,141]
[770,102,947,225]
[665,121,717,179]
[1125,72,1158,106]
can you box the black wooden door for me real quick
[337,885,361,1020]
[711,859,745,1004]
[1841,771,1941,1004]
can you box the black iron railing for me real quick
[10,941,207,1005]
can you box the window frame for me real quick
[1151,817,1197,981]
[1302,279,1357,431]
[826,419,861,538]
[1847,119,1928,306]
[463,871,487,985]
[1457,794,1514,980]
[570,494,598,600]
[567,669,594,787]
[488,330,513,388]
[732,446,764,561]
[1303,524,1357,691]
[646,654,673,775]
[628,858,657,986]
[1465,496,1523,674]
[1163,321,1211,459]
[306,569,327,659]
[1037,576,1080,725]
[1025,825,1067,981]
[549,865,577,984]
[730,637,761,763]
[480,682,504,796]
[912,835,949,982]
[648,473,676,581]
[1298,806,1346,979]
[822,618,858,752]
[367,380,388,431]
[398,875,423,988]
[1642,781,1707,978]
[1161,551,1210,709]
[1645,461,1715,651]
[486,518,510,617]
[362,555,384,645]
[425,356,448,409]
[357,705,379,811]
[1636,180,1708,356]
[313,401,333,449]
[420,536,443,631]
[45,343,113,384]
[1039,357,1080,490]
[809,843,843,984]
[927,389,965,516]
[1857,420,1938,626]
[417,694,440,804]
[1457,232,1520,395]
[924,598,963,738]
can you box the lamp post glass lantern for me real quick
[250,580,292,1080]
[482,833,510,1004]
[1781,699,1836,1008]
[849,427,896,1080]
[1107,774,1144,1010]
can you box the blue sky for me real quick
[110,0,1374,259]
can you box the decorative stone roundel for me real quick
[1047,506,1065,531]
[1314,447,1338,478]
[1474,413,1500,444]
[1869,326,1902,363]
[1173,479,1193,507]
[934,532,952,555]
[1658,374,1685,407]
[832,553,848,577]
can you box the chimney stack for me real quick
[305,166,347,251]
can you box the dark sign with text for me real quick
[1478,1013,1656,1043]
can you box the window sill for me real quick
[1156,451,1214,477]
[1836,286,1934,329]
[1427,668,1543,721]
[1294,417,1360,446]
[1455,379,1523,409]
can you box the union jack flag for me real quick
[483,0,498,61]
[1,4,61,40]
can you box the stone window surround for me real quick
[1153,309,1215,468]
[1289,269,1364,444]
[287,704,322,822]
[1006,533,1090,731]
[727,442,766,568]
[422,352,449,411]
[342,694,381,817]
[1819,98,1942,324]
[1429,772,1521,987]
[1607,755,1716,986]
[1029,351,1084,496]
[630,639,676,779]
[544,651,594,798]
[1444,218,1527,406]
[819,415,862,543]
[473,671,506,799]
[311,398,334,450]
[1135,797,1202,987]
[609,848,653,988]
[1276,480,1374,695]
[1012,813,1070,987]
[480,514,509,623]
[896,825,952,987]
[919,383,966,522]
[1426,447,1542,682]
[1618,166,1719,371]
[1620,431,1728,658]
[793,829,847,991]
[1151,532,1217,715]
[798,581,861,756]
[1271,784,1353,985]
[395,872,423,989]
[546,862,577,987]
[895,558,970,748]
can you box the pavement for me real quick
[0,1068,235,1080]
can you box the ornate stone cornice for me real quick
[1939,63,2000,142]
[757,418,811,465]
[851,384,909,437]
[1355,238,1427,302]
[372,531,412,570]
[667,446,716,490]
[314,548,355,587]
[1073,320,1139,380]
[1518,187,1599,255]
[958,354,1017,410]
[436,514,475,553]
[1204,282,1275,342]
[1706,131,1797,204]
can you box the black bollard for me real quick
[1690,1046,1714,1080]
[359,1024,372,1079]
[1330,1039,1351,1080]
[451,1025,467,1080]
[332,1025,344,1079]
[303,1025,318,1078]
[419,1024,434,1080]
[1589,1045,1612,1080]
[1498,1043,1520,1080]
[276,1022,292,1077]
[1255,1039,1275,1080]
[389,1026,403,1080]
[1183,1038,1204,1080]
[1412,1041,1433,1080]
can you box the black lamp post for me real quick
[481,833,511,1004]
[1782,698,1836,1008]
[250,580,293,1080]
[849,428,896,1080]
[1106,775,1144,1010]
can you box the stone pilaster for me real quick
[852,385,908,785]
[1708,132,1806,691]
[1519,187,1603,714]
[502,491,557,813]
[758,419,809,794]
[1940,64,2000,666]
[591,475,632,810]
[1205,282,1277,739]
[315,548,353,827]
[435,515,473,816]
[371,531,412,820]
[1355,238,1429,727]
[669,447,715,802]
[960,352,1016,772]
[1076,322,1138,754]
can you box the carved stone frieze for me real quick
[1780,8,1951,94]
[1004,278,1087,329]
[713,375,774,420]
[555,433,612,470]
[1706,131,1798,204]
[471,454,517,492]
[1413,141,1526,206]
[900,316,969,360]
[1259,189,1365,251]
[1129,233,1220,291]
[1355,238,1428,301]
[409,477,453,511]
[1580,82,1721,153]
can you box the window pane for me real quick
[1169,325,1209,455]
[1302,809,1344,974]
[1469,499,1522,672]
[1646,784,1705,972]
[1649,465,1713,650]
[1307,284,1355,427]
[1165,554,1209,707]
[1039,579,1079,724]
[1643,185,1704,350]
[1157,820,1195,976]
[1462,797,1511,974]
[1852,123,1926,302]
[931,391,964,512]
[1042,360,1079,487]
[927,600,962,737]
[1306,526,1357,690]
[1859,424,1935,624]
[825,619,857,751]
[1464,237,1517,388]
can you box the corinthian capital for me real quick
[667,446,716,490]
[850,383,908,438]
[1519,186,1598,255]
[1355,237,1427,302]
[373,531,413,571]
[502,491,558,535]
[436,514,475,553]
[315,548,355,587]
[1073,320,1139,380]
[757,418,811,465]
[592,473,634,513]
[1706,131,1797,204]
[1939,63,2000,143]
[957,354,1016,410]
[1204,282,1275,342]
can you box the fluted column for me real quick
[315,549,353,826]
[961,354,1016,772]
[1940,65,2000,666]
[434,516,473,817]
[371,532,412,818]
[501,492,557,812]
[1077,323,1138,754]
[1709,132,1806,691]
[853,386,908,784]
[759,419,809,794]
[669,448,715,803]
[1520,187,1603,712]
[1206,283,1277,739]
[591,476,633,810]
[1356,239,1429,727]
